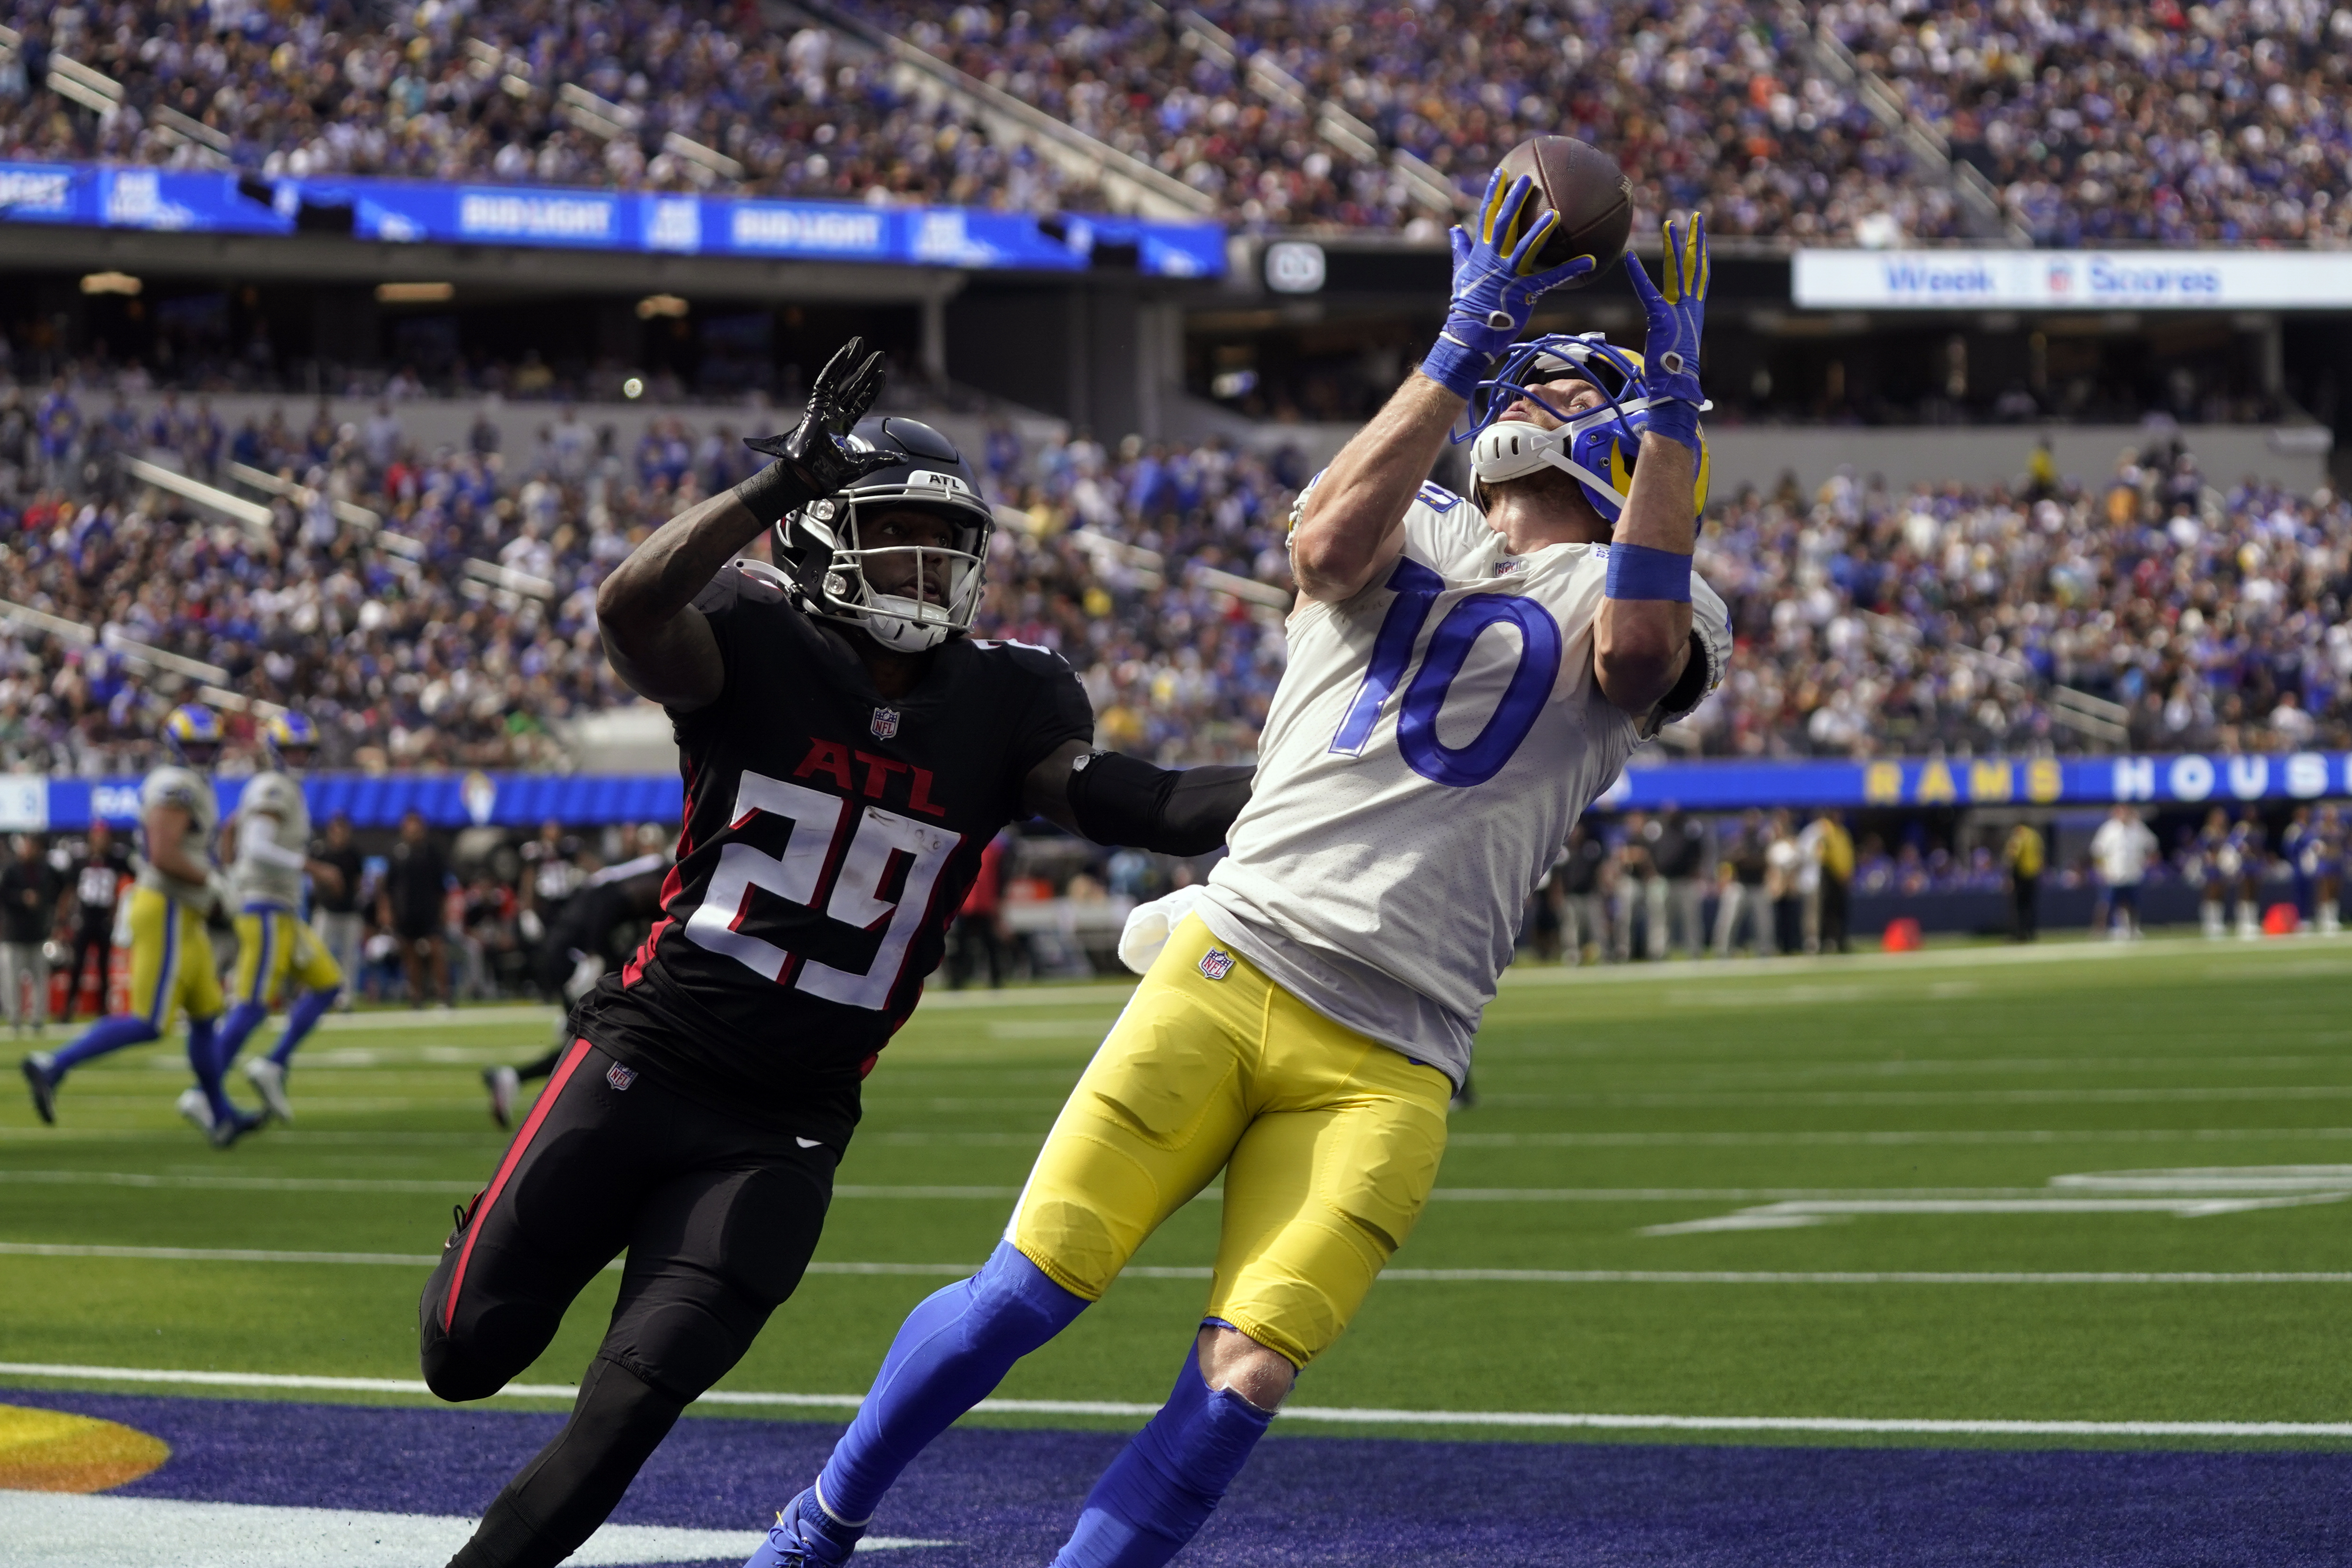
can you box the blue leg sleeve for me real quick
[213,1001,269,1074]
[186,1016,236,1123]
[1053,1342,1275,1568]
[817,1240,1089,1525]
[51,1014,160,1073]
[270,988,338,1066]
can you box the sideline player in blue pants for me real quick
[21,705,257,1145]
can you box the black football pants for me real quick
[419,1039,835,1568]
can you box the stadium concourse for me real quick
[0,0,2344,242]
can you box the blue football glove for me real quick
[1624,214,1708,452]
[1420,169,1597,399]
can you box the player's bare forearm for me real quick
[143,805,208,886]
[596,491,766,710]
[1594,430,1695,714]
[1291,372,1460,602]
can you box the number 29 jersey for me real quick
[574,561,1094,1144]
[1199,480,1730,1078]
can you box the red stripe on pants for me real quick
[443,1037,595,1331]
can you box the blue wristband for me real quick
[1642,398,1701,454]
[1604,541,1693,603]
[1420,334,1490,400]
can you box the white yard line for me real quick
[1480,1086,2352,1108]
[11,1169,2352,1202]
[19,1125,2348,1149]
[315,1006,558,1032]
[1444,1128,2352,1147]
[2,1360,2346,1439]
[0,1492,952,1566]
[0,1169,481,1194]
[7,1245,2350,1287]
[1497,930,2352,989]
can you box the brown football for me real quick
[1492,134,1632,286]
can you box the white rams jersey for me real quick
[135,765,220,902]
[1200,479,1728,1066]
[230,770,311,911]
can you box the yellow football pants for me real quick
[232,908,344,1009]
[126,886,223,1033]
[1009,915,1454,1368]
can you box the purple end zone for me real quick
[9,1390,2350,1567]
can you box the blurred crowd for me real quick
[0,0,2337,244]
[1822,0,2352,247]
[0,376,2348,778]
[1695,436,2352,758]
[858,0,1948,238]
[2,0,1093,209]
[0,378,1302,774]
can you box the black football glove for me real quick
[734,336,896,524]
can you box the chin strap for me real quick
[1474,421,1630,514]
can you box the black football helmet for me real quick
[773,416,995,653]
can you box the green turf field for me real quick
[4,935,2350,1450]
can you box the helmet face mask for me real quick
[775,418,994,654]
[1462,332,1710,528]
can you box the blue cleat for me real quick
[20,1052,56,1124]
[209,1105,266,1150]
[744,1486,865,1568]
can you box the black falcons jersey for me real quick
[574,562,1093,1143]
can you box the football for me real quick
[1493,134,1633,286]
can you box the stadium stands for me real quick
[1695,452,2352,758]
[1820,0,2352,247]
[0,380,2345,782]
[845,0,1959,238]
[2,0,2335,244]
[0,0,1097,209]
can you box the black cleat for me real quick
[20,1052,57,1124]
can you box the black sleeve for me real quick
[1002,644,1098,784]
[677,560,794,726]
[1655,629,1713,720]
[1064,750,1255,857]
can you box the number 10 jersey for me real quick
[1198,481,1730,1082]
[574,561,1095,1145]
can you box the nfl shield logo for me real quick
[1198,948,1236,982]
[870,706,901,740]
[606,1063,638,1092]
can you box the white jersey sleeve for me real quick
[1287,473,1493,587]
[231,770,311,910]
